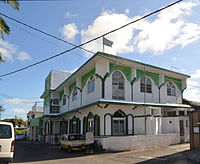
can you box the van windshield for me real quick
[0,124,12,139]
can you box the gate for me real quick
[189,111,200,149]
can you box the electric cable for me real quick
[0,0,183,78]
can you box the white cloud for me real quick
[3,98,38,106]
[65,12,77,18]
[81,11,137,57]
[184,78,200,102]
[10,108,29,115]
[17,52,31,61]
[0,39,30,62]
[81,1,200,57]
[0,39,17,61]
[172,57,177,61]
[191,69,200,79]
[134,1,199,54]
[125,9,130,15]
[62,23,79,41]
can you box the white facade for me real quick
[40,52,191,150]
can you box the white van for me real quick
[0,122,15,163]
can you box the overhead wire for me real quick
[0,0,184,78]
[0,12,95,55]
[6,20,86,59]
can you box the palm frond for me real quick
[0,53,5,63]
[2,0,19,10]
[0,17,10,40]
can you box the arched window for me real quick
[167,81,176,96]
[60,121,68,134]
[140,76,152,93]
[69,116,80,134]
[113,110,126,135]
[52,98,59,105]
[87,112,94,132]
[72,88,77,101]
[112,71,125,100]
[62,95,67,106]
[88,75,95,94]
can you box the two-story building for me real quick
[40,52,191,150]
[27,103,43,141]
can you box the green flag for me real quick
[103,37,113,47]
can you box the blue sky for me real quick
[1,0,200,120]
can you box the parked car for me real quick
[0,122,15,163]
[16,133,25,140]
[60,134,92,152]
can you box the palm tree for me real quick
[0,0,19,62]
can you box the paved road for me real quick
[13,141,199,164]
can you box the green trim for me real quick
[95,73,109,98]
[109,63,131,81]
[136,70,159,87]
[113,110,128,135]
[94,115,100,136]
[44,100,191,118]
[81,69,95,89]
[59,90,64,100]
[53,52,189,93]
[164,76,182,91]
[99,52,190,78]
[44,94,51,103]
[131,78,137,101]
[69,82,76,96]
[83,117,86,135]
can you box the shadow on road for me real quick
[137,149,200,164]
[13,140,99,163]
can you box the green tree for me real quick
[3,118,27,127]
[0,0,19,62]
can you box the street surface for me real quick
[13,141,199,164]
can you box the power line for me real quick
[6,20,86,59]
[0,12,95,55]
[0,0,184,78]
[0,0,71,1]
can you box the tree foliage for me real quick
[2,118,27,127]
[0,0,19,62]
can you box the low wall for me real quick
[99,133,180,151]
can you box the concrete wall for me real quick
[50,70,71,90]
[133,78,159,103]
[44,60,187,116]
[99,133,180,151]
[160,83,182,104]
[162,117,179,134]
